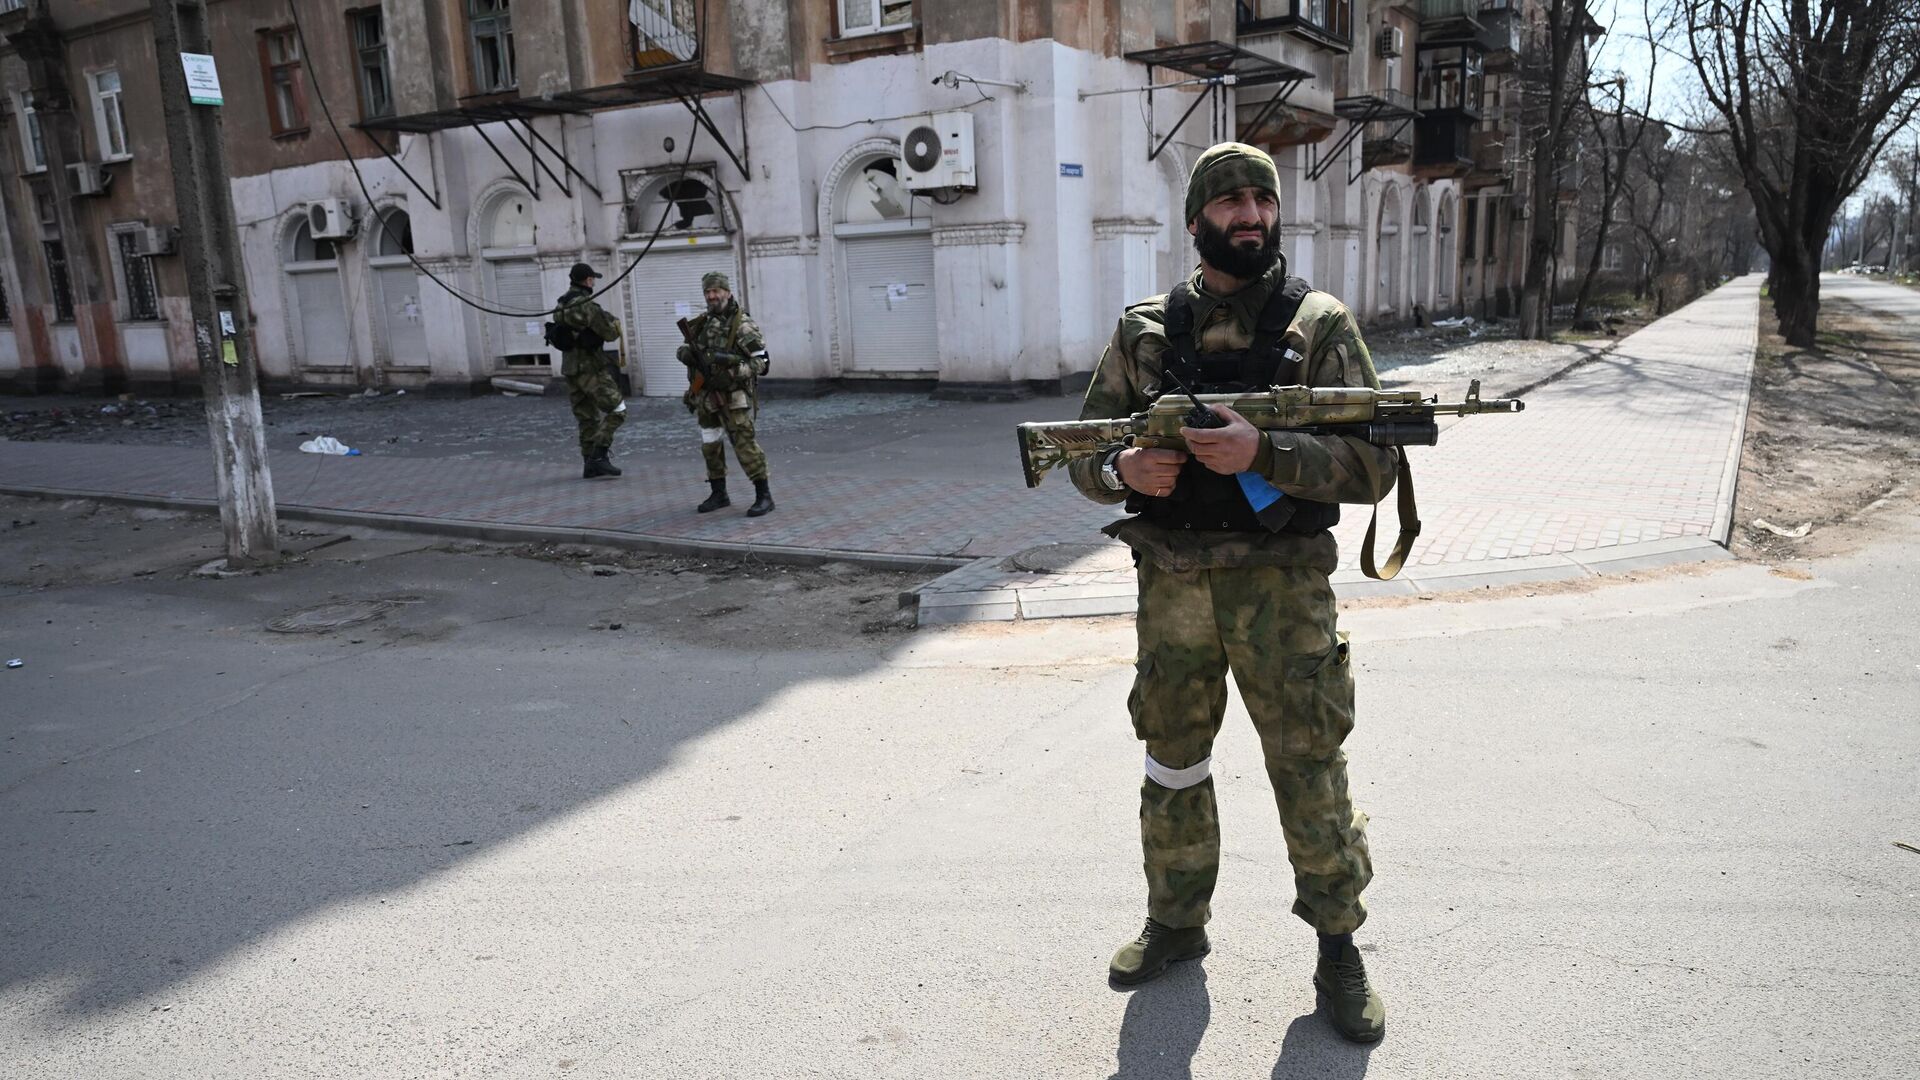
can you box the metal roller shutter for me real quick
[488,258,547,363]
[290,268,350,367]
[621,246,740,397]
[374,265,429,367]
[842,232,937,374]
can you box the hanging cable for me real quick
[287,0,700,319]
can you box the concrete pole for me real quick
[148,0,279,566]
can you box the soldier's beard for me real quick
[1194,218,1283,281]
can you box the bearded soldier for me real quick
[678,271,775,517]
[1071,143,1393,1044]
[556,262,626,479]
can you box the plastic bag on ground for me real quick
[299,436,360,456]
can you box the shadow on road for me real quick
[1272,1011,1374,1079]
[0,520,924,1021]
[1111,964,1211,1080]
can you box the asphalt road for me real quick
[2,494,1915,1078]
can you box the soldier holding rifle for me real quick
[678,271,775,517]
[1018,164,1520,1043]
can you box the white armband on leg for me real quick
[1145,753,1211,790]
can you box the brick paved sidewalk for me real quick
[918,274,1762,621]
[0,277,1760,615]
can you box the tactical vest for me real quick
[1126,277,1342,535]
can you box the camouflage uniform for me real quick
[1070,258,1396,936]
[678,298,771,483]
[556,285,625,460]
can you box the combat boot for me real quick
[1314,937,1386,1043]
[696,479,730,513]
[747,479,775,517]
[583,454,615,480]
[1108,918,1210,985]
[594,452,622,477]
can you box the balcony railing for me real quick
[1236,0,1355,51]
[1363,120,1414,168]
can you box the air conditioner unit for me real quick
[132,224,179,257]
[308,198,358,240]
[898,112,977,193]
[1377,26,1404,58]
[68,161,112,197]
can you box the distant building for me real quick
[1,0,1593,396]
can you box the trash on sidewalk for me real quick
[492,376,547,396]
[1752,517,1811,539]
[1895,841,1920,856]
[299,436,361,456]
[6,659,22,669]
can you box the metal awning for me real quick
[354,65,754,208]
[1308,90,1424,184]
[1119,41,1313,161]
[1122,42,1312,88]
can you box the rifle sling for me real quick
[1357,444,1419,581]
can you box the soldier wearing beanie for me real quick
[1070,143,1393,1044]
[677,270,776,516]
[555,262,626,479]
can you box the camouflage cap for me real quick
[1184,142,1280,223]
[702,271,732,291]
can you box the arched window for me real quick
[375,207,414,257]
[287,221,337,264]
[625,169,728,235]
[484,191,535,250]
[839,155,919,226]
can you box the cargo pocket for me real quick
[1127,654,1156,741]
[1279,632,1354,759]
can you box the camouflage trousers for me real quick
[566,361,626,458]
[1129,559,1372,934]
[694,394,768,482]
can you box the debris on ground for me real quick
[298,436,360,456]
[1751,518,1812,539]
[6,659,21,669]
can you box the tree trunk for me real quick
[1772,248,1820,347]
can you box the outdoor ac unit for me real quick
[1377,26,1404,58]
[308,198,358,240]
[898,112,977,192]
[68,161,112,197]
[133,224,179,257]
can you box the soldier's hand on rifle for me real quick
[1182,405,1261,475]
[1118,447,1188,496]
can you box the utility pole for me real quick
[149,0,279,566]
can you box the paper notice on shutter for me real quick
[886,283,909,309]
[675,302,693,319]
[525,321,543,337]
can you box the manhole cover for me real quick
[1007,543,1134,574]
[267,598,409,634]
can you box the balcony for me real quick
[1479,5,1521,69]
[1469,127,1514,183]
[1420,0,1511,52]
[1237,0,1355,53]
[1413,111,1474,178]
[1363,120,1414,168]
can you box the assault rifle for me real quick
[1015,380,1525,579]
[675,317,706,395]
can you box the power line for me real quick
[287,0,699,320]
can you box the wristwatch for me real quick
[1099,448,1127,492]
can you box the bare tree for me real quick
[1517,0,1602,339]
[1681,0,1920,345]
